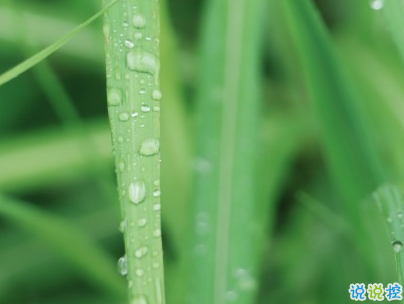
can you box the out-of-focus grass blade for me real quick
[378,0,404,65]
[0,0,118,86]
[373,184,404,286]
[190,0,263,303]
[280,0,385,218]
[0,195,125,299]
[0,120,111,191]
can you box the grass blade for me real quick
[190,0,263,303]
[103,0,165,303]
[373,184,404,287]
[279,0,385,217]
[0,0,119,87]
[0,195,125,299]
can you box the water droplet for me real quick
[125,39,135,48]
[152,89,162,100]
[133,14,146,28]
[152,262,159,268]
[126,50,159,75]
[392,240,403,253]
[119,112,130,122]
[129,180,146,204]
[370,0,384,10]
[123,21,129,27]
[118,161,125,172]
[107,88,122,106]
[139,88,146,95]
[136,268,145,276]
[153,189,161,197]
[140,138,160,156]
[138,218,147,227]
[152,106,160,112]
[134,32,143,40]
[153,179,160,187]
[153,203,161,211]
[235,269,256,291]
[225,290,238,302]
[117,256,127,275]
[135,246,149,258]
[398,212,403,218]
[119,220,126,232]
[118,136,125,143]
[153,229,161,237]
[141,104,151,112]
[387,217,393,223]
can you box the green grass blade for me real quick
[373,184,404,287]
[103,0,165,303]
[280,0,385,216]
[0,0,119,87]
[190,0,263,303]
[0,195,125,299]
[378,0,404,65]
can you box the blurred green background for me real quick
[1,0,404,303]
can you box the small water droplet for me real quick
[392,240,403,253]
[131,295,148,304]
[118,161,125,172]
[136,268,145,276]
[138,218,147,227]
[140,138,160,156]
[225,290,238,302]
[152,262,159,268]
[387,217,393,223]
[153,189,161,197]
[117,256,127,275]
[125,39,135,48]
[152,106,160,112]
[370,0,384,10]
[153,229,161,237]
[153,203,161,211]
[119,112,130,122]
[119,219,126,232]
[107,88,122,106]
[123,21,129,27]
[135,246,149,258]
[141,104,151,112]
[153,179,160,187]
[133,14,146,28]
[126,50,159,76]
[129,180,146,204]
[152,89,162,100]
[118,136,125,143]
[398,212,403,218]
[131,111,139,118]
[139,88,146,95]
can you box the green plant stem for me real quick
[103,0,165,303]
[190,0,263,303]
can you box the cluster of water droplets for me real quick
[224,268,257,302]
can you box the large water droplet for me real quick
[129,180,146,204]
[117,256,127,275]
[126,50,159,75]
[133,14,146,28]
[140,138,160,156]
[370,0,384,10]
[135,246,149,258]
[107,88,122,106]
[392,240,403,253]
